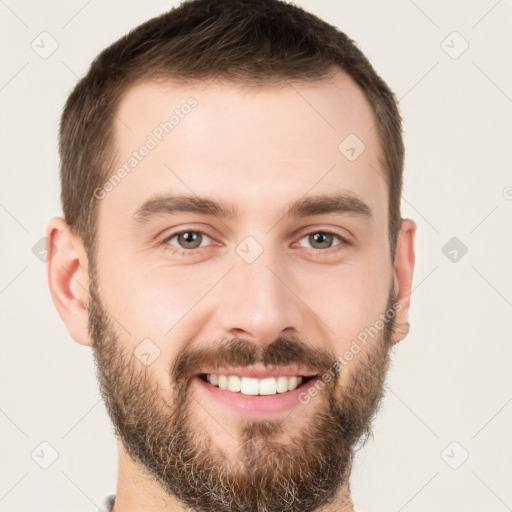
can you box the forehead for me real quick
[100,72,386,228]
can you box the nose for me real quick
[216,251,304,346]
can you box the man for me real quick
[46,0,416,510]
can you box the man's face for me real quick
[89,72,398,511]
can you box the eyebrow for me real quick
[131,192,372,224]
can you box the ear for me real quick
[391,218,416,345]
[46,217,91,346]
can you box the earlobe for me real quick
[46,217,92,346]
[391,218,416,345]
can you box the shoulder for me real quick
[97,493,115,512]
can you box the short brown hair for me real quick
[59,0,403,261]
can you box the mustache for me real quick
[171,335,339,385]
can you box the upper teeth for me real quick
[206,374,304,395]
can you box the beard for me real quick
[88,270,397,512]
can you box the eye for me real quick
[163,230,213,254]
[160,228,348,257]
[296,230,346,251]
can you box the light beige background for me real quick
[1,1,511,511]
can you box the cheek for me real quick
[98,270,207,393]
[95,223,207,335]
[300,260,391,349]
[130,282,204,343]
[96,256,221,369]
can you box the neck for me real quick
[112,443,188,512]
[113,441,354,512]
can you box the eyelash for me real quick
[161,228,348,256]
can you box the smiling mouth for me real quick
[198,373,317,396]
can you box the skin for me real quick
[46,70,416,511]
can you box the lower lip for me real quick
[193,376,318,417]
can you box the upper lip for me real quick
[198,366,318,379]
